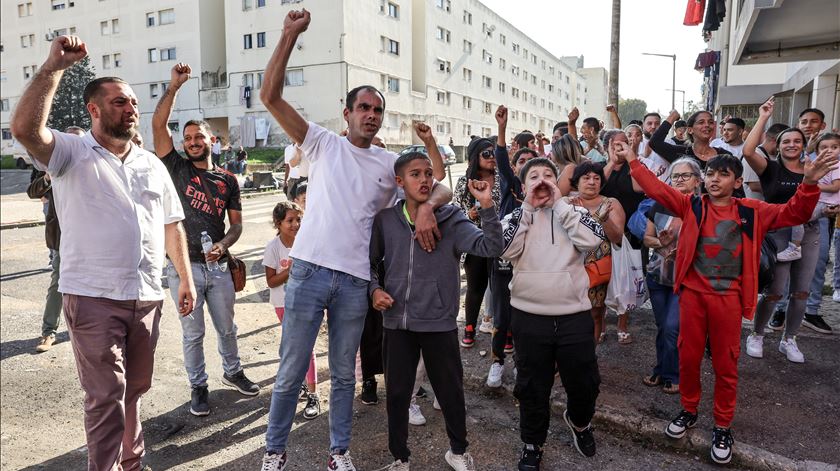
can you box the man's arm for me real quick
[152,63,192,158]
[494,105,516,185]
[606,104,621,129]
[648,111,684,163]
[413,122,446,181]
[10,36,88,166]
[289,146,302,167]
[567,107,580,140]
[206,209,243,262]
[743,98,772,176]
[618,142,690,216]
[164,221,196,316]
[260,9,311,145]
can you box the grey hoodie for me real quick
[369,202,503,332]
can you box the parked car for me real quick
[398,144,457,165]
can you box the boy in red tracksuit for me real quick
[614,141,835,465]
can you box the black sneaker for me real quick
[665,410,697,439]
[518,444,543,471]
[768,310,785,331]
[563,410,596,457]
[299,383,309,401]
[802,314,833,334]
[222,370,260,396]
[303,393,320,420]
[360,378,378,405]
[415,386,428,398]
[710,427,734,464]
[190,386,210,416]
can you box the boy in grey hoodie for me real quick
[369,151,503,471]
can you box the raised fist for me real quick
[284,9,311,36]
[45,35,88,71]
[171,63,192,88]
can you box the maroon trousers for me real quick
[63,294,162,471]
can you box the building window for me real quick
[463,124,471,136]
[387,76,399,93]
[436,59,451,73]
[256,72,264,89]
[243,34,253,49]
[511,110,519,120]
[523,70,528,81]
[482,126,491,138]
[499,33,506,45]
[51,0,73,11]
[462,10,472,24]
[482,23,493,38]
[257,32,266,48]
[482,76,491,88]
[541,59,546,69]
[102,54,111,69]
[436,121,451,134]
[566,76,570,84]
[242,0,252,10]
[548,84,554,92]
[482,50,492,64]
[387,2,399,18]
[462,96,471,110]
[1,99,10,112]
[522,91,528,102]
[285,68,304,86]
[148,48,158,62]
[498,82,505,94]
[382,37,399,55]
[18,3,33,17]
[463,40,472,53]
[531,54,537,64]
[435,0,451,12]
[499,58,506,71]
[512,88,519,99]
[150,83,159,98]
[243,73,254,88]
[531,75,537,85]
[20,34,34,48]
[160,47,176,61]
[436,91,450,105]
[2,128,12,140]
[257,0,266,6]
[436,27,450,43]
[512,43,519,54]
[159,8,175,25]
[100,20,109,35]
[114,53,122,68]
[146,12,155,27]
[484,102,492,114]
[462,68,472,82]
[522,47,528,59]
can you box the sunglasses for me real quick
[670,172,696,182]
[480,149,495,159]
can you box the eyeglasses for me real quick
[670,172,696,182]
[480,149,495,159]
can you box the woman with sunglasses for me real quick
[642,158,702,395]
[454,137,501,347]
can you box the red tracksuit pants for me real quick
[678,288,742,428]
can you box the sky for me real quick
[481,0,708,115]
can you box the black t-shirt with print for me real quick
[162,149,242,263]
[758,159,803,204]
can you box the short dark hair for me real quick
[553,121,568,133]
[83,76,129,104]
[394,151,431,176]
[346,85,385,111]
[518,157,558,182]
[272,201,303,232]
[705,154,743,179]
[514,132,535,149]
[725,117,746,129]
[643,112,661,121]
[628,119,643,126]
[293,181,308,199]
[513,148,539,164]
[183,119,212,134]
[582,117,600,132]
[674,120,688,129]
[798,108,825,121]
[570,160,606,191]
[766,123,790,138]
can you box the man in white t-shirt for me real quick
[10,35,196,470]
[258,10,451,471]
[283,143,304,198]
[639,112,670,181]
[710,117,746,157]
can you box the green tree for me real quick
[618,98,647,125]
[47,55,95,131]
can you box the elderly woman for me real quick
[642,158,702,394]
[568,161,626,344]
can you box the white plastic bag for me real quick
[605,235,648,315]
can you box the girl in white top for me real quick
[263,202,321,418]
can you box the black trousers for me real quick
[360,306,383,379]
[511,308,600,446]
[463,254,490,328]
[384,328,468,461]
[489,259,513,362]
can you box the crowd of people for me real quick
[10,8,840,471]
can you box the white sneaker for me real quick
[745,333,764,358]
[388,459,410,470]
[776,243,802,262]
[433,396,441,410]
[408,398,426,426]
[478,317,494,334]
[327,451,356,471]
[486,362,504,388]
[832,290,840,303]
[445,450,476,471]
[261,451,287,471]
[779,337,805,363]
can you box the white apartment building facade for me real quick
[1,0,606,156]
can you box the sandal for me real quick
[617,331,633,345]
[643,374,661,387]
[662,381,680,394]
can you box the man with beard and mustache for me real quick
[152,62,259,417]
[11,35,196,470]
[639,112,670,181]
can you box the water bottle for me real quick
[201,231,222,273]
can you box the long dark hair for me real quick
[465,137,495,181]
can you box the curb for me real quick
[462,372,838,471]
[0,190,284,231]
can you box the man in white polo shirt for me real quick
[10,35,196,471]
[258,10,451,471]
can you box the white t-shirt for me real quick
[290,122,399,280]
[710,138,745,157]
[262,236,292,308]
[639,138,670,182]
[284,144,301,179]
[212,141,221,154]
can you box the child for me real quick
[615,141,835,464]
[776,133,840,261]
[501,157,606,469]
[292,181,307,210]
[262,202,321,420]
[369,152,503,471]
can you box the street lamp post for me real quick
[642,52,677,111]
[666,89,686,116]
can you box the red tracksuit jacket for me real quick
[628,160,820,320]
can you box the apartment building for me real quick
[1,0,606,155]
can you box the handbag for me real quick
[197,173,246,292]
[585,255,612,288]
[605,235,648,315]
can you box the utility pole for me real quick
[608,0,620,105]
[642,52,677,111]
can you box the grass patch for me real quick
[244,147,283,164]
[1,155,17,170]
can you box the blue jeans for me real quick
[265,259,369,454]
[646,275,680,384]
[806,217,831,315]
[167,261,241,388]
[834,227,840,291]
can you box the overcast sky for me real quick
[481,0,708,115]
